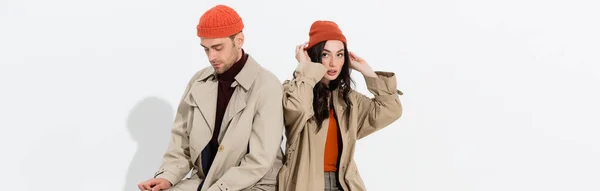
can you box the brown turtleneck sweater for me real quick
[201,49,248,176]
[213,49,248,141]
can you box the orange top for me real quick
[324,109,340,172]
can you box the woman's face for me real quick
[320,40,345,85]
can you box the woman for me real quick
[277,20,403,191]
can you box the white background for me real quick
[1,0,600,190]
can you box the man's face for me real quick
[200,33,244,74]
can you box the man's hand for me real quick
[138,178,172,191]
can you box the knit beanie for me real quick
[306,20,347,50]
[197,5,244,38]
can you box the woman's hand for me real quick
[349,51,377,78]
[295,42,310,63]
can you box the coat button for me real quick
[219,145,224,152]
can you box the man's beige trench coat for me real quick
[277,61,403,191]
[154,56,284,191]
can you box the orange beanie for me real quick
[197,5,244,38]
[306,20,347,50]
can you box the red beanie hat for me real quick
[306,20,347,50]
[197,5,244,38]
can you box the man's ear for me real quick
[235,32,244,48]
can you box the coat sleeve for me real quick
[153,72,201,185]
[281,61,327,145]
[207,74,285,191]
[352,71,403,139]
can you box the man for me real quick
[138,4,284,191]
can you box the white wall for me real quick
[1,0,599,190]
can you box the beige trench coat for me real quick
[154,55,285,191]
[277,61,403,191]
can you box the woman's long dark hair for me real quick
[307,41,353,130]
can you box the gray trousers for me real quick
[324,172,342,191]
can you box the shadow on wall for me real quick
[124,97,174,191]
